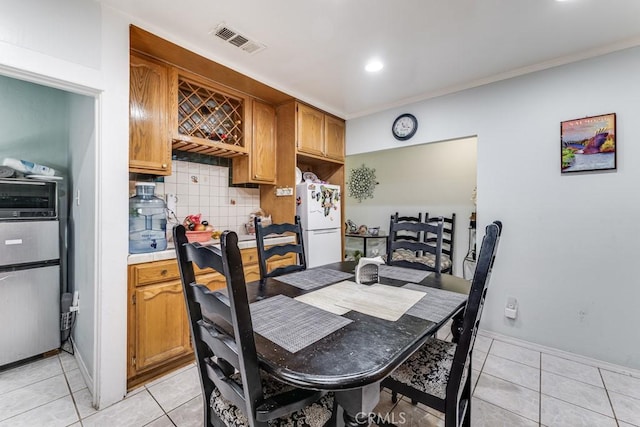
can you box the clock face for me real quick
[392,114,418,140]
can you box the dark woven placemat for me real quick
[273,268,354,290]
[250,294,352,353]
[378,265,432,283]
[402,283,468,322]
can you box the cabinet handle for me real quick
[162,163,168,169]
[160,269,168,276]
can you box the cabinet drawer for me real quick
[131,246,262,288]
[241,247,258,266]
[131,260,180,286]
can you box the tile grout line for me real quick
[475,337,543,425]
[539,351,542,427]
[59,354,84,426]
[598,367,620,427]
[472,395,539,426]
[143,385,177,426]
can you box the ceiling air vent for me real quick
[212,23,266,55]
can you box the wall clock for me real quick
[392,113,418,141]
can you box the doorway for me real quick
[0,73,98,394]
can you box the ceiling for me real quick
[100,0,640,119]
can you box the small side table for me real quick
[345,233,388,260]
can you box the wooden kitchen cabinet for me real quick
[127,246,295,389]
[133,280,190,373]
[170,70,250,158]
[324,115,346,161]
[129,53,172,175]
[262,101,345,225]
[297,103,325,157]
[127,258,225,388]
[296,102,345,162]
[233,99,276,184]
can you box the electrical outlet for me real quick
[275,187,293,196]
[505,296,517,319]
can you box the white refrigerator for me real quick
[296,183,342,268]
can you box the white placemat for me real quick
[295,280,369,315]
[334,283,426,321]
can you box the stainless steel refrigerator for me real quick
[0,220,60,366]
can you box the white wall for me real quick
[345,137,477,275]
[347,47,640,370]
[68,93,97,387]
[0,0,131,408]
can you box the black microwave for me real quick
[0,179,58,220]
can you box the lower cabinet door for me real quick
[197,271,227,291]
[134,280,191,372]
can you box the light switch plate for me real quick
[276,187,293,196]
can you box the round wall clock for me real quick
[392,113,418,141]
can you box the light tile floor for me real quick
[1,331,640,426]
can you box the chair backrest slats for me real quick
[392,212,423,243]
[255,216,307,284]
[174,225,265,424]
[197,318,240,371]
[425,213,456,270]
[191,285,233,324]
[204,361,247,409]
[387,215,444,274]
[424,212,456,257]
[446,221,502,399]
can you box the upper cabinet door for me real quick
[129,54,172,175]
[324,115,345,161]
[251,100,276,182]
[296,103,325,157]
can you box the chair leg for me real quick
[461,370,472,427]
[463,400,471,427]
[391,391,398,403]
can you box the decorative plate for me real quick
[303,171,318,182]
[295,167,303,184]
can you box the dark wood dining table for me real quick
[239,261,471,426]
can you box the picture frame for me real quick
[561,113,616,173]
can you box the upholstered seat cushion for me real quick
[210,371,334,427]
[388,337,456,400]
[391,249,452,271]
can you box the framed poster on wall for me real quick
[561,113,616,173]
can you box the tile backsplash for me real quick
[131,160,260,235]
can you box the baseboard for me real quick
[71,337,95,397]
[478,329,640,378]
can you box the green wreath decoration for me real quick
[347,164,379,202]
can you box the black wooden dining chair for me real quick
[254,216,307,286]
[173,225,334,427]
[381,221,503,427]
[387,214,444,274]
[392,212,423,246]
[422,213,456,274]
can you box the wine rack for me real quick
[172,75,248,158]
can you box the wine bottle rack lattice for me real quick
[176,78,244,147]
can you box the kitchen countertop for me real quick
[127,234,295,265]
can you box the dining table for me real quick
[217,261,471,426]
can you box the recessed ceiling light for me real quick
[365,59,384,73]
